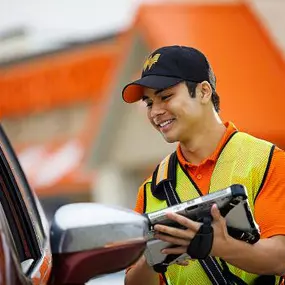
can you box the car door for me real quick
[0,124,52,284]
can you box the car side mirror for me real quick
[49,203,148,285]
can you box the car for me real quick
[0,124,147,285]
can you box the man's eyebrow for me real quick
[142,88,166,101]
[154,88,165,95]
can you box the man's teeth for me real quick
[160,120,173,127]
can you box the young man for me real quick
[121,46,285,285]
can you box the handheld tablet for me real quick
[144,184,260,267]
[146,184,247,227]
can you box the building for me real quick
[1,1,285,214]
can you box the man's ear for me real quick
[200,81,212,104]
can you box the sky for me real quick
[0,0,149,50]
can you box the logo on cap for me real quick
[143,53,161,71]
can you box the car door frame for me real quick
[0,125,52,284]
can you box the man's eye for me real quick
[161,94,173,101]
[145,101,153,108]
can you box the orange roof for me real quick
[0,39,120,118]
[0,35,128,196]
[134,3,285,146]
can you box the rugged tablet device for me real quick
[144,184,260,267]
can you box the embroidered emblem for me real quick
[143,53,161,71]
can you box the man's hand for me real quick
[210,203,231,257]
[125,255,160,285]
[154,205,285,275]
[153,204,230,257]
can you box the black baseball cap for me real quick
[122,45,215,103]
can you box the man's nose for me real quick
[150,102,165,119]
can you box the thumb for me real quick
[211,204,221,221]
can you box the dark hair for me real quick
[185,81,220,113]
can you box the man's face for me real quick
[142,82,205,144]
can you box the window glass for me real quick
[0,126,45,246]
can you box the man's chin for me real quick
[162,134,177,144]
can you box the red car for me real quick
[0,125,147,285]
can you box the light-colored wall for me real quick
[2,103,90,145]
[110,103,177,170]
[248,0,285,58]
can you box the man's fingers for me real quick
[211,204,221,221]
[154,232,190,246]
[154,223,195,240]
[165,212,201,231]
[161,246,187,255]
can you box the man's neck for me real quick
[180,121,226,165]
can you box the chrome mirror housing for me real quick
[49,203,148,284]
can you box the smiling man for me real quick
[122,46,285,285]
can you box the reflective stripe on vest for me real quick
[144,132,280,285]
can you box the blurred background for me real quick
[1,0,285,283]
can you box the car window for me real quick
[0,126,45,243]
[0,125,48,274]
